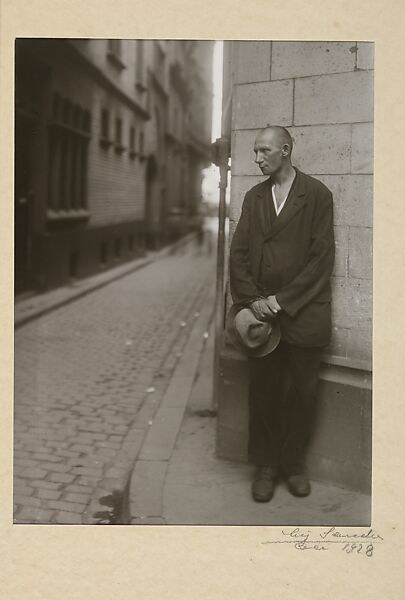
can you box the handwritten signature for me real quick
[262,527,383,556]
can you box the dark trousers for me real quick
[247,340,322,475]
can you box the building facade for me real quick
[217,41,373,493]
[15,39,213,293]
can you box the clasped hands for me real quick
[249,295,282,321]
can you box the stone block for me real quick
[54,511,81,524]
[319,175,373,227]
[232,79,293,130]
[331,277,372,330]
[36,488,62,501]
[229,175,267,222]
[13,482,35,497]
[231,129,260,176]
[291,125,352,174]
[357,42,374,70]
[311,383,360,464]
[139,405,186,461]
[16,507,55,523]
[70,466,103,477]
[334,226,349,277]
[46,499,86,513]
[159,374,195,409]
[20,467,48,479]
[49,473,76,484]
[13,494,41,508]
[129,460,167,518]
[348,227,373,279]
[326,326,348,358]
[295,71,374,125]
[352,123,373,174]
[346,328,372,364]
[307,374,371,493]
[232,41,271,84]
[63,492,89,504]
[232,125,352,176]
[271,42,356,79]
[65,484,94,494]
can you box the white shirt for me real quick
[271,184,290,216]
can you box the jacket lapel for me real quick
[253,181,273,236]
[263,168,308,241]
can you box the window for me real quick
[101,109,109,138]
[115,117,125,153]
[108,39,122,57]
[114,238,122,259]
[129,126,136,158]
[47,92,90,216]
[174,108,178,136]
[139,131,145,160]
[154,43,165,83]
[115,118,122,145]
[100,108,111,148]
[69,251,79,278]
[107,39,125,70]
[83,111,91,133]
[100,242,108,266]
[135,40,146,91]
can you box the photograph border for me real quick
[2,0,405,598]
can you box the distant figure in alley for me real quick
[229,126,335,502]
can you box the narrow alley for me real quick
[14,235,216,524]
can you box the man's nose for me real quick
[254,152,262,164]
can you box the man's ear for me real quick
[281,144,290,157]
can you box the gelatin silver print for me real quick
[14,39,373,525]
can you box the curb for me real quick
[80,280,215,525]
[128,284,215,525]
[15,232,198,329]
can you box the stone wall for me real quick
[228,41,374,369]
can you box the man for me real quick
[229,126,335,502]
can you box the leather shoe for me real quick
[252,467,277,502]
[287,474,311,497]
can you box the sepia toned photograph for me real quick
[14,38,373,526]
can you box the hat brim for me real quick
[225,304,281,357]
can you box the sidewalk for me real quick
[13,234,216,524]
[128,322,371,527]
[15,232,197,328]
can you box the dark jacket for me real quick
[229,168,335,347]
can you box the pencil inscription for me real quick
[261,527,383,556]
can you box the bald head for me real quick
[253,126,294,176]
[258,126,293,154]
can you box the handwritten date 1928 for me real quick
[342,543,374,557]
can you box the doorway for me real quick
[15,116,35,294]
[145,155,160,248]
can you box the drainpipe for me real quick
[211,42,232,411]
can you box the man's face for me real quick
[253,132,284,176]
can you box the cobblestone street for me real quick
[14,236,216,524]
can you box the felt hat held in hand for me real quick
[226,304,281,357]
